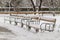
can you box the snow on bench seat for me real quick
[24,24,40,32]
[39,16,56,22]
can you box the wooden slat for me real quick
[39,17,56,22]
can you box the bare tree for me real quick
[30,0,36,11]
[39,0,42,11]
[10,0,21,12]
[51,0,53,5]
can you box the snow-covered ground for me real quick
[0,14,60,40]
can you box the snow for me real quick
[0,14,60,40]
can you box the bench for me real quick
[39,17,56,32]
[4,16,31,26]
[21,20,40,32]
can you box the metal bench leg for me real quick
[21,23,23,28]
[9,21,11,24]
[21,19,24,28]
[28,26,31,30]
[26,20,31,30]
[45,24,46,31]
[15,22,17,25]
[36,29,39,33]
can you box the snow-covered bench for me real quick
[4,16,17,24]
[4,16,31,25]
[21,20,40,32]
[39,17,56,32]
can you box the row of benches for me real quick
[4,15,56,32]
